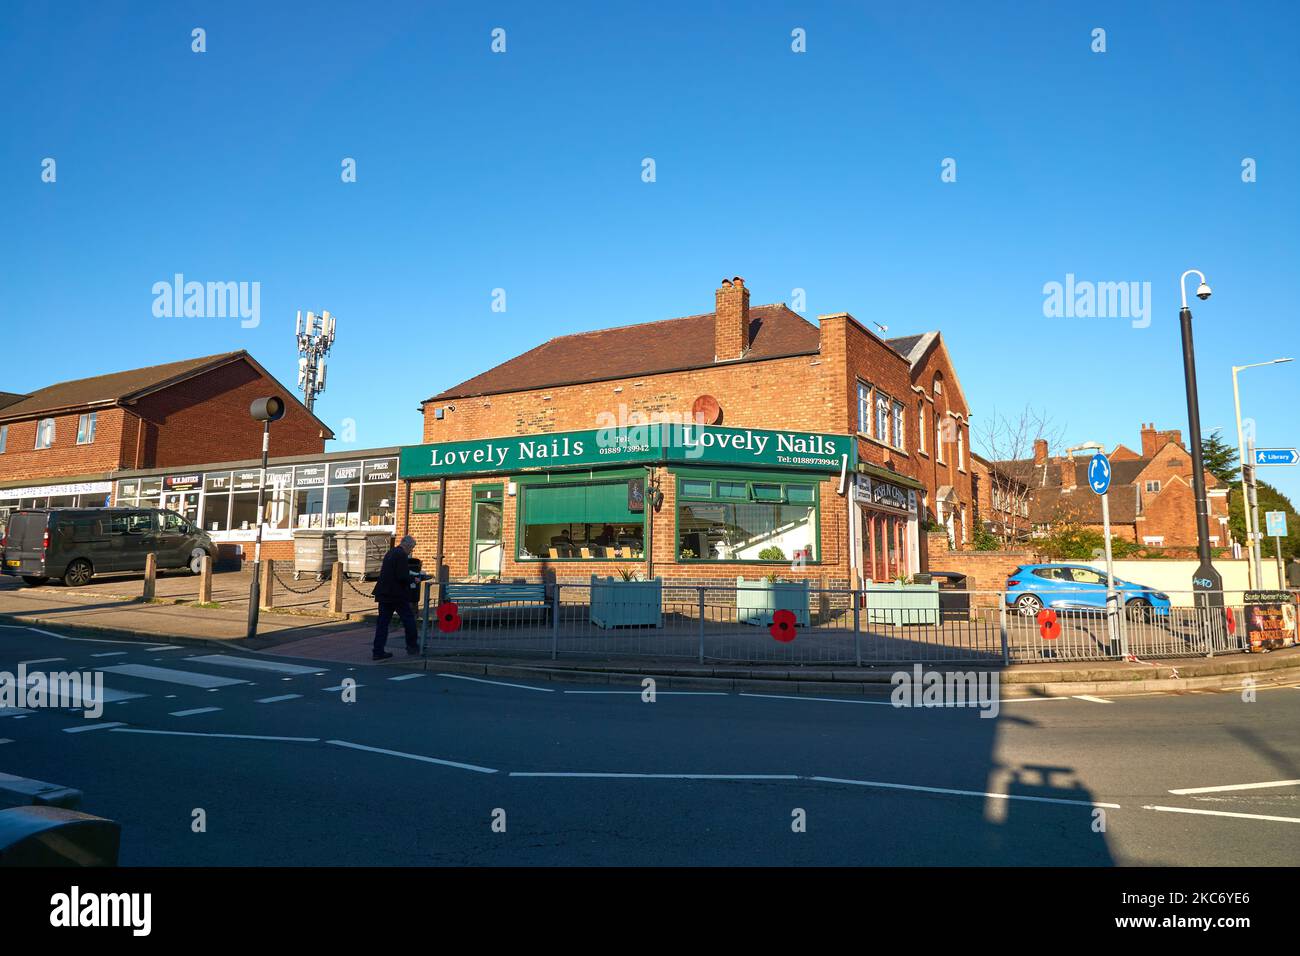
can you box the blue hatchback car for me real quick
[1005,564,1171,618]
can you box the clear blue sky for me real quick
[3,1,1297,501]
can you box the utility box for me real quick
[930,571,972,621]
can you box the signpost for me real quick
[1087,451,1125,657]
[1265,511,1288,588]
[1254,448,1300,466]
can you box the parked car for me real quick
[1005,564,1171,618]
[0,508,215,587]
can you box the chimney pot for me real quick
[715,276,751,362]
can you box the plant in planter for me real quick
[590,573,662,629]
[758,546,786,562]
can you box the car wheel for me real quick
[1126,597,1152,623]
[63,559,94,588]
[1015,594,1043,616]
[22,575,49,587]
[189,549,207,575]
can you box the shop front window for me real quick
[676,475,818,563]
[519,480,645,560]
[137,478,162,510]
[361,459,398,526]
[264,468,293,530]
[293,464,327,529]
[325,461,362,527]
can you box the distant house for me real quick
[990,424,1231,548]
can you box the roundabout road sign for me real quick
[1088,452,1111,495]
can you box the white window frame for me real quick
[917,400,927,455]
[892,400,905,451]
[957,426,965,472]
[1144,480,1161,493]
[1142,535,1165,546]
[77,412,97,445]
[857,381,871,437]
[0,424,6,454]
[936,417,946,465]
[35,418,55,449]
[875,391,890,444]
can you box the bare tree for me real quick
[973,404,1065,547]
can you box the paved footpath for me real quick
[2,621,1299,866]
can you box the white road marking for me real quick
[0,708,35,718]
[811,775,1120,809]
[145,646,181,651]
[740,692,892,706]
[170,707,222,717]
[510,772,800,780]
[563,690,728,696]
[1073,695,1113,703]
[322,685,361,692]
[100,664,247,689]
[1168,779,1300,795]
[90,652,128,658]
[0,625,137,645]
[112,728,319,742]
[186,654,326,675]
[388,674,425,681]
[436,673,554,692]
[326,739,498,774]
[0,739,11,745]
[100,688,146,703]
[18,658,66,666]
[62,722,128,733]
[1143,805,1300,824]
[256,694,303,704]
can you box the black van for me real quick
[0,508,216,587]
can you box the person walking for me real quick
[372,534,420,660]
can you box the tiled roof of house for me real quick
[426,304,822,402]
[0,392,29,412]
[0,352,247,421]
[885,332,938,367]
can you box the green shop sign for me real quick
[398,424,851,479]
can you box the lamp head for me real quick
[1195,282,1212,301]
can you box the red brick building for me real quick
[0,352,332,535]
[989,424,1231,549]
[400,278,975,586]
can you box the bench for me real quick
[442,582,552,619]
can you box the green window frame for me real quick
[673,471,822,564]
[412,490,441,513]
[515,474,647,562]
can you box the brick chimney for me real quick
[714,276,750,362]
[1033,438,1048,464]
[1058,457,1076,489]
[1140,423,1183,458]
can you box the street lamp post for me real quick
[1231,358,1294,587]
[1177,270,1223,610]
[246,397,286,639]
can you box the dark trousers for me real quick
[374,600,418,654]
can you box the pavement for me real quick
[2,621,1299,866]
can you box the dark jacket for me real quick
[372,546,413,603]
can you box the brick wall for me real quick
[0,407,132,482]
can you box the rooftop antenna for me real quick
[295,310,336,412]
[872,321,888,334]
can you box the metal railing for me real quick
[414,584,1290,666]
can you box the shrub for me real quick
[758,546,786,562]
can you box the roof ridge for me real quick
[23,350,244,395]
[541,302,790,343]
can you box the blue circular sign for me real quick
[1088,452,1111,495]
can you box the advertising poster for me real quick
[1243,590,1299,651]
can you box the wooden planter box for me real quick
[865,582,940,626]
[590,575,663,629]
[736,576,811,626]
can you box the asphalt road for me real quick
[2,623,1298,866]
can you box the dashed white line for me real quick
[256,694,303,704]
[1143,805,1300,824]
[322,684,361,692]
[0,739,12,745]
[1168,779,1300,795]
[100,664,247,689]
[740,692,892,706]
[563,690,728,696]
[436,673,554,693]
[18,658,66,666]
[388,674,425,681]
[187,654,326,675]
[510,772,800,780]
[170,707,222,717]
[112,728,319,742]
[90,652,129,658]
[0,709,35,718]
[326,739,498,774]
[62,722,128,733]
[811,775,1121,809]
[1073,695,1113,703]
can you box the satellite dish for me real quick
[692,394,722,425]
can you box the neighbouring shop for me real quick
[852,471,922,582]
[0,480,114,532]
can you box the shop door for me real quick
[470,486,504,576]
[162,492,200,526]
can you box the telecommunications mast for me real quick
[295,310,336,412]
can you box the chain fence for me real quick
[412,583,1296,667]
[270,568,331,595]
